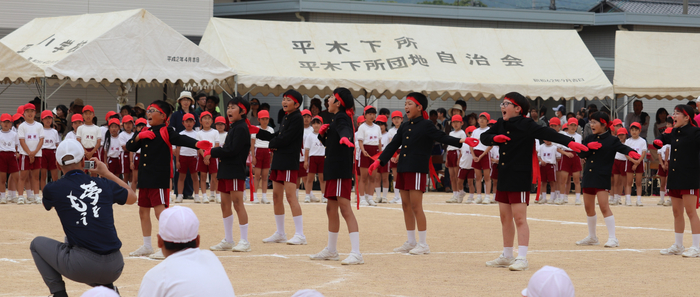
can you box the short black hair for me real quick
[260,103,271,111]
[333,87,355,111]
[436,108,447,116]
[688,101,697,107]
[429,110,438,117]
[379,108,390,116]
[195,92,207,100]
[206,96,220,105]
[283,89,303,106]
[163,239,197,252]
[364,107,377,115]
[455,99,467,110]
[590,111,611,130]
[227,96,250,119]
[504,92,529,116]
[539,106,547,116]
[150,100,173,118]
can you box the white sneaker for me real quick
[17,197,25,205]
[203,196,210,204]
[409,243,430,255]
[253,194,260,204]
[575,199,581,205]
[209,195,216,203]
[464,196,474,204]
[446,194,459,203]
[576,236,600,246]
[609,196,614,204]
[232,239,251,252]
[485,254,515,268]
[304,195,311,203]
[0,197,6,204]
[625,199,632,206]
[359,199,369,207]
[367,197,377,206]
[260,196,270,204]
[555,197,565,205]
[286,234,307,245]
[548,198,555,204]
[390,197,402,204]
[682,247,700,258]
[664,200,672,206]
[210,239,234,251]
[393,241,417,253]
[481,197,490,204]
[657,198,665,205]
[175,196,183,203]
[322,198,328,203]
[310,247,340,261]
[508,257,529,271]
[341,252,365,265]
[216,195,221,203]
[149,249,165,260]
[310,194,320,203]
[194,196,202,203]
[636,200,643,207]
[660,244,684,255]
[35,197,42,204]
[262,232,288,243]
[474,197,483,204]
[129,245,154,257]
[458,191,467,202]
[604,238,619,248]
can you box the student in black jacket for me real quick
[209,97,253,253]
[576,111,638,250]
[369,92,477,256]
[252,90,307,246]
[653,104,700,258]
[309,87,364,265]
[480,92,588,272]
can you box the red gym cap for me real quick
[41,110,53,119]
[391,111,403,118]
[23,103,36,111]
[71,114,84,123]
[617,128,628,135]
[82,105,94,113]
[364,105,376,114]
[612,119,622,126]
[135,118,147,126]
[664,127,673,134]
[108,118,121,127]
[358,115,365,123]
[301,109,312,117]
[567,118,578,126]
[479,112,491,121]
[451,115,463,122]
[375,115,387,123]
[549,117,561,126]
[183,113,195,121]
[16,105,25,115]
[105,111,117,121]
[630,122,641,130]
[12,113,23,122]
[215,116,226,124]
[488,119,497,124]
[122,115,133,123]
[465,126,477,133]
[313,115,324,123]
[0,114,11,122]
[258,110,270,119]
[199,111,212,119]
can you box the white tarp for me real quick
[614,31,700,100]
[200,18,612,100]
[0,42,43,83]
[1,9,235,89]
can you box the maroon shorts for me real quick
[540,164,556,183]
[558,153,582,173]
[356,159,361,174]
[583,187,606,195]
[458,168,474,179]
[84,147,99,162]
[107,157,122,176]
[298,162,308,178]
[0,151,18,174]
[360,145,379,168]
[20,154,42,171]
[490,164,499,179]
[396,172,427,192]
[133,153,140,169]
[122,152,131,174]
[377,162,389,174]
[270,169,298,184]
[254,148,271,169]
[41,149,57,170]
[471,150,491,171]
[138,188,169,208]
[612,159,627,176]
[308,156,325,174]
[324,178,352,200]
[218,179,246,192]
[390,149,400,169]
[197,156,218,174]
[495,191,530,206]
[178,155,198,174]
[626,161,643,174]
[446,150,460,167]
[668,189,700,199]
[657,166,667,177]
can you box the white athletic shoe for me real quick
[252,194,260,204]
[409,243,430,255]
[390,197,402,204]
[625,199,632,206]
[481,197,490,204]
[310,194,320,203]
[663,200,672,206]
[576,236,600,246]
[575,199,581,205]
[232,239,251,252]
[35,197,42,204]
[660,244,685,255]
[548,198,556,204]
[604,238,619,248]
[210,239,234,251]
[194,196,202,203]
[216,195,221,203]
[485,254,516,268]
[175,196,183,203]
[149,249,165,260]
[458,191,467,201]
[359,199,369,207]
[367,197,377,206]
[464,196,474,204]
[682,247,700,258]
[341,252,365,265]
[446,194,459,203]
[262,232,288,243]
[203,196,210,204]
[286,234,307,245]
[636,200,643,207]
[309,247,340,261]
[393,241,417,253]
[260,196,270,204]
[322,198,328,203]
[555,197,565,205]
[16,197,25,205]
[304,195,311,203]
[209,195,216,203]
[474,197,483,204]
[129,245,154,257]
[657,198,665,205]
[0,197,6,204]
[609,196,615,205]
[535,198,546,204]
[508,257,529,271]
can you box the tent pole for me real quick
[234,75,239,96]
[0,84,12,98]
[42,77,47,111]
[45,79,69,101]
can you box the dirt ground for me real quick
[1,191,699,297]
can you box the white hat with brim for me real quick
[521,266,575,297]
[159,206,199,243]
[448,104,463,115]
[81,286,120,297]
[56,139,85,166]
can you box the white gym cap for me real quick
[80,286,120,297]
[56,139,85,166]
[521,266,575,297]
[158,206,199,243]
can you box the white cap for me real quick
[552,104,565,112]
[80,286,120,297]
[521,266,575,297]
[158,206,199,243]
[291,289,325,297]
[177,91,193,101]
[56,139,85,166]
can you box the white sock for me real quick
[614,194,620,201]
[479,194,484,200]
[541,192,547,201]
[503,247,514,258]
[518,245,528,259]
[349,232,361,254]
[375,187,381,197]
[275,214,285,235]
[177,194,183,199]
[0,192,5,199]
[223,215,234,243]
[604,215,616,239]
[382,187,388,198]
[469,193,474,199]
[407,230,416,244]
[216,193,221,199]
[458,189,465,195]
[637,195,642,203]
[393,182,398,195]
[239,224,248,241]
[418,230,427,245]
[626,194,631,203]
[693,234,700,249]
[27,190,34,198]
[254,193,258,201]
[587,215,597,238]
[575,193,581,201]
[327,232,339,253]
[485,194,491,200]
[198,194,204,200]
[262,193,267,199]
[660,191,666,200]
[143,236,152,249]
[675,233,684,247]
[293,215,304,237]
[555,190,560,198]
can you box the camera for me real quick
[84,161,95,170]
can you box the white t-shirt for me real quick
[489,146,499,164]
[138,248,236,297]
[625,137,647,156]
[119,131,134,151]
[356,122,381,146]
[657,144,670,163]
[471,127,490,151]
[614,139,628,161]
[219,132,228,146]
[41,128,60,149]
[299,126,315,162]
[0,130,18,152]
[558,131,582,152]
[76,124,102,148]
[17,121,44,156]
[252,126,274,148]
[179,130,199,157]
[447,130,466,151]
[64,131,76,141]
[459,142,473,169]
[538,144,559,165]
[198,128,219,146]
[100,126,109,142]
[304,132,325,156]
[380,131,392,150]
[106,135,122,159]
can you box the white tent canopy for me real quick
[200,18,612,100]
[0,42,43,84]
[614,31,700,100]
[0,9,235,90]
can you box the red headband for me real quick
[677,107,697,127]
[504,97,526,116]
[237,103,247,114]
[285,95,300,105]
[406,96,428,120]
[148,104,168,120]
[334,93,346,108]
[599,118,612,129]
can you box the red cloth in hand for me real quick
[568,141,589,153]
[586,142,602,150]
[628,151,641,160]
[368,160,381,176]
[464,137,479,147]
[319,124,330,136]
[138,130,155,140]
[196,141,213,157]
[249,125,260,134]
[493,135,510,143]
[654,139,664,148]
[339,137,354,147]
